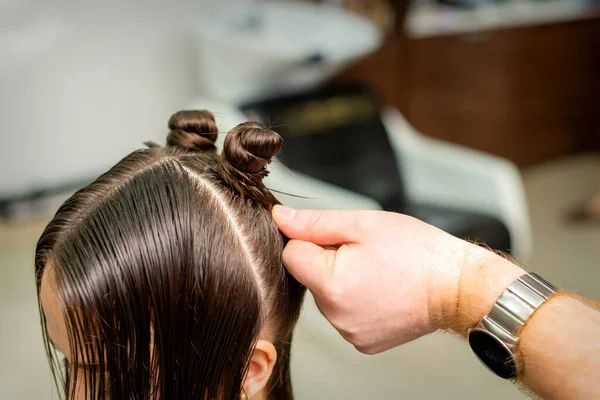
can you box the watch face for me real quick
[468,329,518,379]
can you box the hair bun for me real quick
[218,122,282,207]
[166,110,218,151]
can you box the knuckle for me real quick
[340,330,372,353]
[339,326,381,355]
[354,343,379,355]
[338,327,359,345]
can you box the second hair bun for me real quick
[219,121,282,205]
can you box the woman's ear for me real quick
[243,340,277,398]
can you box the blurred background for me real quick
[1,0,599,398]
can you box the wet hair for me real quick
[34,110,306,400]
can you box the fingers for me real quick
[272,206,366,245]
[282,239,336,293]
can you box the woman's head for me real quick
[35,110,306,400]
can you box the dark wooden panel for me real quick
[335,11,600,166]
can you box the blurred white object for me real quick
[382,107,533,261]
[0,8,207,202]
[193,0,383,102]
[0,12,69,76]
[405,0,598,38]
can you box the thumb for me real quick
[282,239,336,293]
[272,206,364,245]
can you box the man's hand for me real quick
[274,206,600,399]
[273,206,524,353]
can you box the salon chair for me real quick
[238,84,531,258]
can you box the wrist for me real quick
[455,247,525,334]
[430,242,525,334]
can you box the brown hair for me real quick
[34,110,306,399]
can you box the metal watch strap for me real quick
[475,273,558,369]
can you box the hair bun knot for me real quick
[167,110,218,151]
[218,122,282,207]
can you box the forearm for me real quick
[455,249,600,399]
[519,295,600,400]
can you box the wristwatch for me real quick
[468,272,558,379]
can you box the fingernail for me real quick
[273,205,296,221]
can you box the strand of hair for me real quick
[267,188,315,200]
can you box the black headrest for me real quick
[242,83,407,211]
